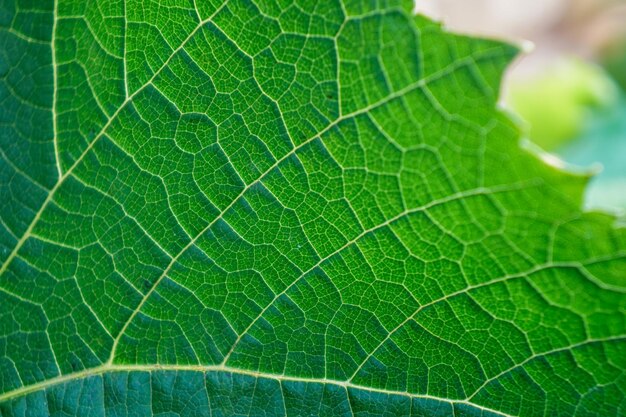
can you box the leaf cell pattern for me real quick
[0,0,625,416]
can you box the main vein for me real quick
[0,362,513,417]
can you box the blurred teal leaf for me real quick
[559,96,626,211]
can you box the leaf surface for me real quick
[0,1,625,416]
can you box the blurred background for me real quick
[415,0,626,216]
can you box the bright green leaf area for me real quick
[0,1,625,416]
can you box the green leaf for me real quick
[0,1,624,416]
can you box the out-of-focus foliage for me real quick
[508,59,618,151]
[603,37,626,90]
[559,96,626,211]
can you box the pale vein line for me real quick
[335,1,348,118]
[0,148,49,192]
[70,173,176,257]
[107,48,507,363]
[0,1,230,278]
[348,259,626,383]
[2,5,511,399]
[0,18,500,284]
[211,22,296,149]
[74,60,110,117]
[467,335,626,400]
[122,0,129,99]
[0,285,35,304]
[0,7,620,416]
[51,0,62,178]
[58,16,122,60]
[219,183,535,365]
[347,261,573,381]
[1,80,49,110]
[4,27,48,44]
[0,363,516,416]
[345,386,356,417]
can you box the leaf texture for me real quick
[0,0,625,416]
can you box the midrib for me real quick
[0,363,513,417]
